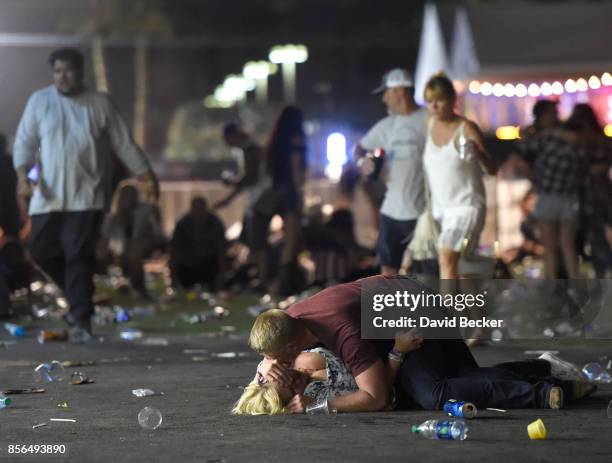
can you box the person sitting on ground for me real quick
[97,184,164,298]
[169,196,227,291]
[244,275,595,414]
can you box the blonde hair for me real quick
[424,71,456,103]
[249,309,299,354]
[232,382,285,415]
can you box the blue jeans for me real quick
[392,339,556,409]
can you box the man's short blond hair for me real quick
[249,309,298,354]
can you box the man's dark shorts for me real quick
[376,214,416,269]
[376,214,439,275]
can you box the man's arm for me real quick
[13,95,40,200]
[330,360,389,412]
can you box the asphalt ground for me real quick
[1,289,612,462]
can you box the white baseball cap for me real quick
[372,68,414,94]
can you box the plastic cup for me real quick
[527,418,547,440]
[138,406,162,430]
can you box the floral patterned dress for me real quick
[302,347,358,402]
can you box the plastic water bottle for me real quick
[582,363,612,384]
[411,419,469,440]
[0,393,12,409]
[4,322,25,337]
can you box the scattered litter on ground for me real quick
[119,328,144,341]
[138,407,162,430]
[582,362,612,384]
[137,337,169,346]
[32,422,47,429]
[0,340,18,348]
[524,350,559,355]
[132,388,164,397]
[33,361,65,383]
[62,360,96,368]
[50,418,76,423]
[527,418,547,440]
[0,393,12,409]
[411,419,468,440]
[37,329,69,344]
[70,371,94,385]
[1,388,45,395]
[57,402,68,408]
[191,356,209,362]
[485,408,507,413]
[183,349,208,354]
[4,322,25,337]
[211,352,249,359]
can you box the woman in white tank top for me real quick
[422,73,496,279]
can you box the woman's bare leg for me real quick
[558,220,579,279]
[538,220,560,279]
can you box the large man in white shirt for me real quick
[355,68,436,276]
[13,48,159,341]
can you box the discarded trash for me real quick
[0,393,12,409]
[132,388,164,397]
[138,406,162,430]
[220,326,236,333]
[50,418,76,423]
[411,420,469,440]
[62,360,96,368]
[582,363,612,384]
[183,349,209,355]
[527,418,547,440]
[131,305,155,318]
[37,329,69,344]
[70,371,94,385]
[32,422,47,429]
[486,408,507,413]
[524,350,559,355]
[115,307,130,323]
[444,400,477,419]
[211,352,249,359]
[1,388,45,395]
[120,328,144,341]
[138,337,169,347]
[305,399,337,415]
[607,400,612,419]
[57,402,68,408]
[33,361,65,382]
[4,322,25,337]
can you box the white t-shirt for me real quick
[360,109,427,221]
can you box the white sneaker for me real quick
[539,352,585,381]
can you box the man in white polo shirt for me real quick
[355,68,435,276]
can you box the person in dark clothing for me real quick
[170,197,227,291]
[216,122,272,289]
[266,106,308,296]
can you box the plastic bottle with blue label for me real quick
[4,323,25,337]
[0,393,12,409]
[411,419,469,440]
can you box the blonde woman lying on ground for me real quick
[232,330,423,415]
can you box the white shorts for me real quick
[435,205,484,254]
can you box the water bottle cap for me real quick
[411,425,419,433]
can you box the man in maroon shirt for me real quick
[250,275,582,413]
